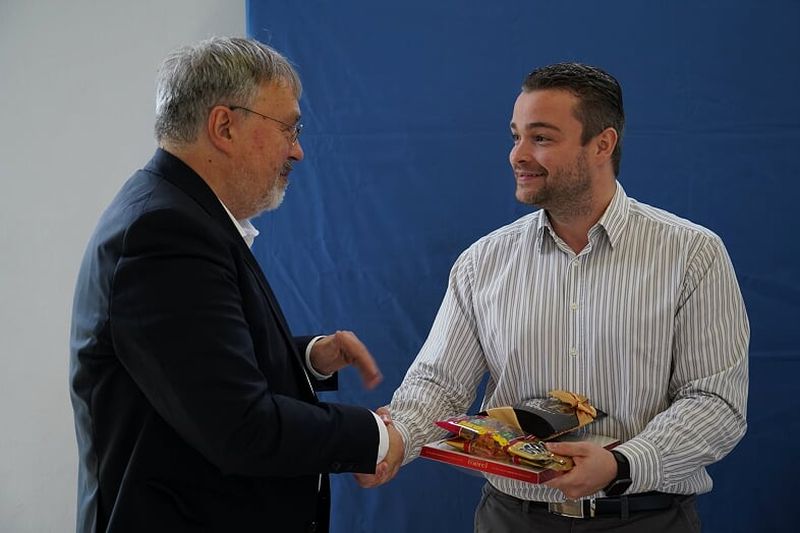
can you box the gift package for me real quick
[420,390,617,483]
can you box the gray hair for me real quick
[154,36,302,144]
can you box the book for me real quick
[420,433,619,484]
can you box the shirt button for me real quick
[569,347,578,356]
[570,302,578,310]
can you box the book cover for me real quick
[420,433,619,484]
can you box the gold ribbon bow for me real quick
[548,390,598,427]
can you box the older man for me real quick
[70,37,400,533]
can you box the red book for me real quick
[420,433,619,484]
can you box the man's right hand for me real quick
[355,409,404,488]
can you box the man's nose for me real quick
[290,139,304,161]
[510,142,529,166]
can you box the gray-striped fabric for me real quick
[389,182,749,502]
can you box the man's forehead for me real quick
[511,89,579,126]
[256,81,301,113]
[515,88,579,107]
[257,80,296,99]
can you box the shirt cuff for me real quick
[371,411,389,463]
[304,335,334,380]
[614,437,662,493]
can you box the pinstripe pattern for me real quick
[390,183,749,502]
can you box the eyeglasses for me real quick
[228,105,303,145]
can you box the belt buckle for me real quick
[548,498,595,518]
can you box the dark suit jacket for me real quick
[70,149,378,533]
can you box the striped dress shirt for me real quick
[389,182,749,502]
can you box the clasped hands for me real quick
[354,407,404,488]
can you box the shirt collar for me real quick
[594,181,629,250]
[533,180,629,252]
[218,200,260,249]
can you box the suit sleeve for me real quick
[109,206,377,477]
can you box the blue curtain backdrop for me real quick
[246,2,800,531]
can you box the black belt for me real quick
[487,484,684,519]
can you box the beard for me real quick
[516,151,592,217]
[256,173,288,213]
[237,161,292,218]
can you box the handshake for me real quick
[355,407,405,488]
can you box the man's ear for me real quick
[593,127,618,166]
[207,106,236,155]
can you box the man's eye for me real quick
[511,133,520,142]
[534,135,548,143]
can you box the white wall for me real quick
[0,2,244,530]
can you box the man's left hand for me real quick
[543,441,618,500]
[309,331,383,389]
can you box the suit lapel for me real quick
[239,246,317,399]
[146,149,316,398]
